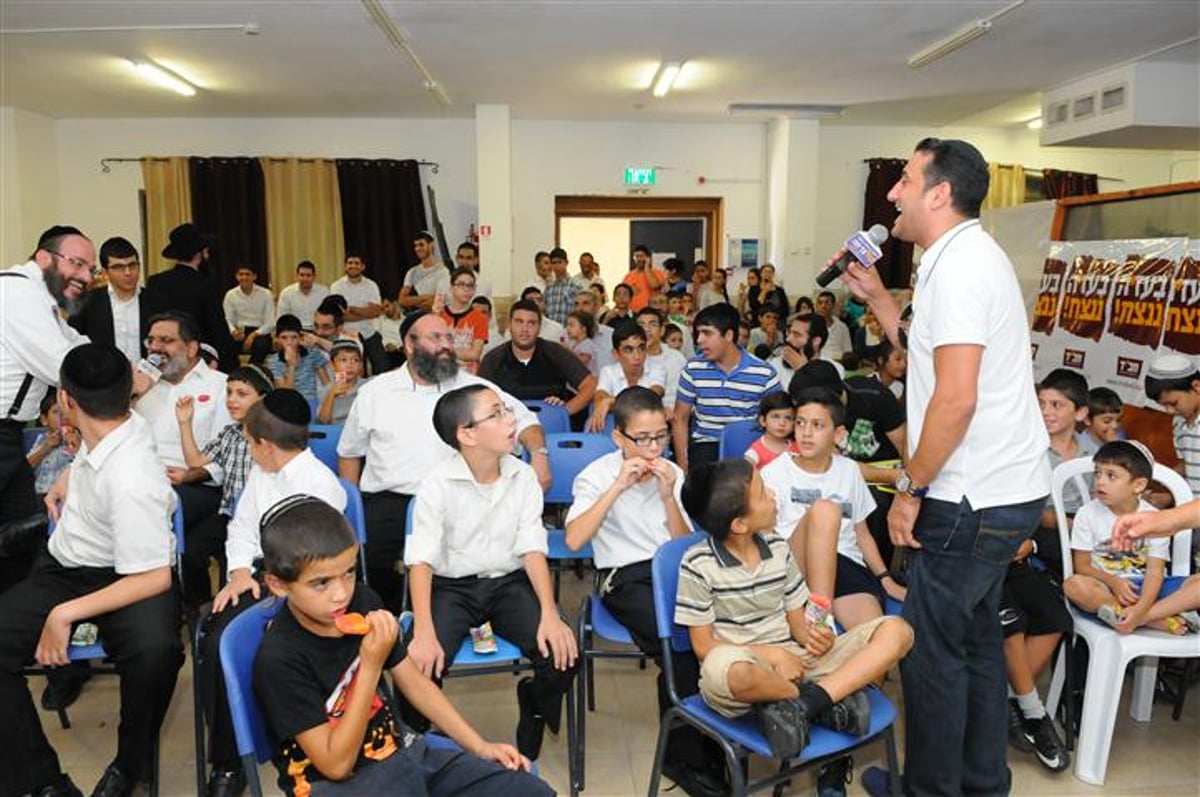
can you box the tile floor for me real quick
[36,574,1200,795]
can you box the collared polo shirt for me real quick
[676,349,781,443]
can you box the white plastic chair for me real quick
[1044,457,1200,785]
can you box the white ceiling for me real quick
[1,1,1197,129]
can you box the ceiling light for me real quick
[906,0,1026,69]
[129,60,197,96]
[727,103,845,119]
[653,62,683,98]
[1026,117,1043,130]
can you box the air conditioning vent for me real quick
[1101,84,1126,113]
[1073,94,1095,119]
[1046,101,1069,126]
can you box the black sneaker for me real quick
[815,690,871,736]
[40,664,92,712]
[758,696,810,758]
[515,677,546,760]
[660,760,727,797]
[1020,714,1070,772]
[1007,699,1034,752]
[207,768,246,797]
[816,755,853,797]
[90,764,134,797]
[33,775,83,797]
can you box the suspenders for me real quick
[0,272,36,419]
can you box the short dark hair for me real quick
[1145,369,1200,402]
[787,360,843,401]
[147,310,200,343]
[874,338,899,366]
[534,251,549,262]
[817,290,836,303]
[320,294,348,313]
[1093,440,1153,482]
[664,322,684,339]
[244,400,309,451]
[99,236,138,268]
[692,302,739,339]
[636,306,666,325]
[549,247,568,261]
[39,390,59,419]
[757,391,795,420]
[633,244,651,257]
[275,314,303,335]
[450,266,476,284]
[35,225,85,256]
[314,299,344,327]
[60,343,131,420]
[682,459,754,540]
[613,283,633,300]
[1038,367,1089,409]
[432,384,492,450]
[227,365,275,396]
[611,319,646,350]
[414,232,434,244]
[567,310,596,339]
[520,286,543,301]
[261,497,357,583]
[344,250,364,262]
[1088,387,1123,417]
[914,137,990,219]
[793,386,846,428]
[510,298,542,320]
[471,295,492,311]
[794,312,827,348]
[296,260,316,274]
[613,386,665,430]
[457,241,478,256]
[663,258,684,276]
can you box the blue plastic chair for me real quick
[338,477,369,582]
[649,533,901,796]
[543,433,615,599]
[522,400,571,435]
[219,597,283,797]
[717,419,762,460]
[308,423,343,473]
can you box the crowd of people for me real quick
[0,136,1197,797]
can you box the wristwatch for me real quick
[895,471,929,499]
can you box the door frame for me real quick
[554,196,723,266]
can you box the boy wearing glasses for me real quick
[565,387,727,797]
[435,266,488,373]
[404,385,577,761]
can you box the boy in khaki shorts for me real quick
[676,459,913,758]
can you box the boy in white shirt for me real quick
[405,385,577,761]
[636,306,687,415]
[588,320,666,432]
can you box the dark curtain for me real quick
[863,158,914,289]
[1042,169,1098,200]
[335,159,427,300]
[188,157,268,292]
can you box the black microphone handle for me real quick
[814,250,856,288]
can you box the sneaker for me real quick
[206,768,246,797]
[758,696,810,758]
[1020,714,1070,772]
[860,765,895,797]
[815,690,871,736]
[33,775,83,797]
[816,755,853,797]
[1007,699,1034,752]
[90,764,135,797]
[515,677,546,760]
[40,666,91,712]
[660,760,727,797]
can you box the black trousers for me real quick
[686,440,719,471]
[362,490,412,614]
[175,483,222,607]
[0,421,39,593]
[362,332,392,376]
[0,546,183,794]
[600,561,720,774]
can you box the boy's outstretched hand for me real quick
[475,741,532,772]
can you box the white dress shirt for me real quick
[338,365,538,495]
[224,448,347,575]
[406,453,547,578]
[565,450,689,569]
[0,261,89,422]
[135,360,233,469]
[223,284,276,333]
[50,414,176,573]
[822,316,853,361]
[276,282,330,329]
[597,361,667,397]
[108,285,142,363]
[648,348,687,411]
[331,275,383,337]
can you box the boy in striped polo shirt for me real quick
[672,303,781,472]
[675,459,912,760]
[1145,354,1200,498]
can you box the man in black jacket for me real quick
[145,224,238,372]
[69,237,169,362]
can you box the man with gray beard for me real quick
[338,311,551,612]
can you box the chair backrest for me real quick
[1052,457,1194,580]
[651,532,709,653]
[543,432,618,505]
[219,597,284,763]
[308,424,344,473]
[718,419,761,460]
[338,478,367,547]
[522,400,571,435]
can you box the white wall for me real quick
[1,107,61,265]
[559,217,630,293]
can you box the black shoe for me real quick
[1020,714,1070,772]
[33,775,83,797]
[207,768,246,797]
[816,755,854,797]
[815,689,871,736]
[758,696,810,758]
[89,765,134,797]
[41,666,92,712]
[515,677,545,760]
[660,760,727,797]
[1007,699,1034,753]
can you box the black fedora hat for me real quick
[161,223,215,261]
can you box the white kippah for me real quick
[1147,353,1197,380]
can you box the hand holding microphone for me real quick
[132,352,166,399]
[815,224,889,288]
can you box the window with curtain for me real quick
[189,157,269,292]
[335,159,428,300]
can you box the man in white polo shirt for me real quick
[841,138,1050,797]
[275,260,330,332]
[223,266,276,364]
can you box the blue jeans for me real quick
[900,494,1045,797]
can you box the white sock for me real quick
[1017,688,1046,720]
[1007,684,1016,699]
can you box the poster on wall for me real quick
[1160,239,1200,361]
[1031,238,1191,407]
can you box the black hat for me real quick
[399,310,429,343]
[36,225,85,251]
[261,388,311,426]
[161,223,215,261]
[787,360,843,400]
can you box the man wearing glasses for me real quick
[68,237,169,363]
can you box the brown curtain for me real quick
[863,158,914,289]
[982,163,1026,210]
[1043,169,1098,200]
[140,157,192,276]
[335,159,427,300]
[189,157,268,292]
[259,158,345,292]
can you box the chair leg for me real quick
[1130,655,1159,722]
[193,645,209,795]
[1074,641,1126,786]
[1172,658,1195,721]
[645,712,674,796]
[1062,637,1076,750]
[576,653,587,794]
[884,726,902,797]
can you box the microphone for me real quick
[815,224,889,288]
[135,352,166,383]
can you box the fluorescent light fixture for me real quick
[129,59,197,96]
[727,103,845,119]
[1026,117,1043,130]
[653,62,683,98]
[906,0,1026,69]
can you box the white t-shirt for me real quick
[403,262,450,298]
[823,317,853,361]
[648,347,687,410]
[906,220,1050,508]
[760,452,876,566]
[1070,498,1169,579]
[276,282,331,329]
[598,361,667,397]
[330,275,383,337]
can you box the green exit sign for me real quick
[624,167,657,186]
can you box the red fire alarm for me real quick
[479,224,492,237]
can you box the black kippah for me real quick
[37,225,84,250]
[399,310,429,343]
[262,388,311,426]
